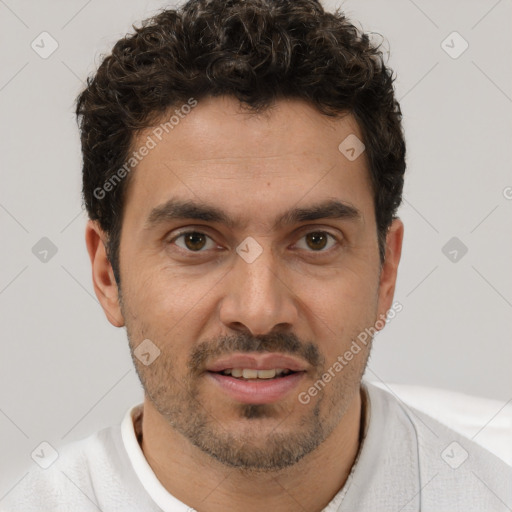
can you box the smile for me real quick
[218,368,295,379]
[207,370,306,404]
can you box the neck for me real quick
[139,387,366,512]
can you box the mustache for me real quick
[188,331,324,373]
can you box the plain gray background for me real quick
[1,0,511,495]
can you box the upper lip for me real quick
[206,353,308,372]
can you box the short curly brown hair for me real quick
[76,0,406,286]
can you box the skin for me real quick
[86,96,403,512]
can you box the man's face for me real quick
[99,96,401,471]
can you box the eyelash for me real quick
[168,230,341,254]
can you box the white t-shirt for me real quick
[2,381,511,511]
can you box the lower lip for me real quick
[206,371,305,404]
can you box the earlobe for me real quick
[376,218,404,328]
[85,220,125,328]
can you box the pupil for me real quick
[185,232,206,251]
[307,232,327,250]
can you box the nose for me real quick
[219,242,298,336]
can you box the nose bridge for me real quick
[239,242,278,301]
[219,237,297,334]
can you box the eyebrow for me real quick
[144,197,362,231]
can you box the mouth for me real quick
[212,368,298,379]
[206,368,306,404]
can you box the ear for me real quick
[85,220,125,327]
[375,218,404,329]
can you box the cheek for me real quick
[301,267,379,351]
[123,256,199,313]
[122,264,221,342]
[305,262,378,313]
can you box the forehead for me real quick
[122,96,373,230]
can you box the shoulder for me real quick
[365,381,512,511]
[1,426,117,512]
[1,407,151,512]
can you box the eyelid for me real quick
[291,230,340,252]
[167,227,342,253]
[168,229,218,251]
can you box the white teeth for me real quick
[256,369,276,379]
[221,368,292,379]
[242,369,259,379]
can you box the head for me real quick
[81,0,405,471]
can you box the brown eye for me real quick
[184,233,206,251]
[295,231,337,252]
[173,232,214,252]
[306,232,328,250]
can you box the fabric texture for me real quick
[2,381,511,512]
[372,381,512,466]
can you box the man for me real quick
[2,0,511,511]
